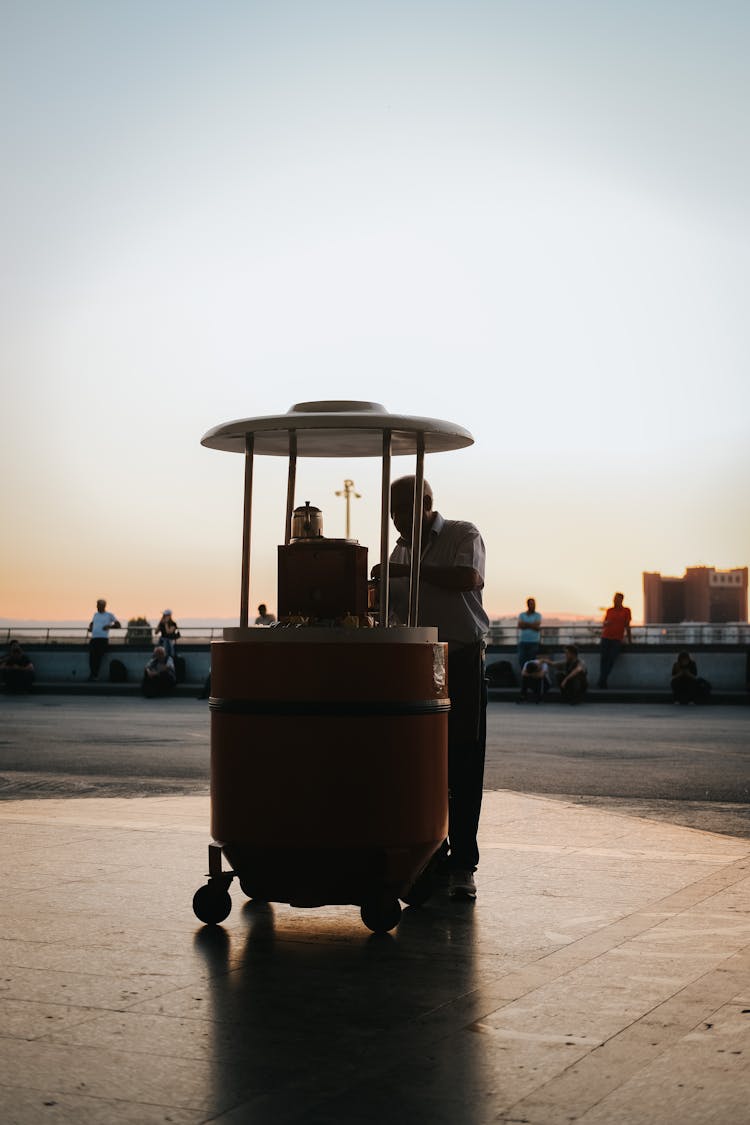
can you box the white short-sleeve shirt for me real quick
[389,512,489,647]
[90,611,118,639]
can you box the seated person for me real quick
[550,645,588,704]
[142,645,177,698]
[518,657,552,702]
[671,651,711,704]
[0,640,35,692]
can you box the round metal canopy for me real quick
[201,400,474,457]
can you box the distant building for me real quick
[643,566,748,624]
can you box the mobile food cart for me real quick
[192,400,474,933]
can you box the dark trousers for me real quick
[518,641,539,670]
[521,674,549,700]
[445,642,487,872]
[2,668,34,692]
[142,672,176,698]
[559,674,587,703]
[598,638,621,687]
[671,677,711,704]
[89,638,108,677]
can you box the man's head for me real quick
[96,599,106,612]
[565,645,578,659]
[258,604,267,615]
[613,592,624,608]
[527,597,536,613]
[390,476,434,541]
[154,645,166,659]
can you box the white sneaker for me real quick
[449,870,477,900]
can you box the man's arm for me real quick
[418,564,483,591]
[561,661,584,687]
[371,562,482,590]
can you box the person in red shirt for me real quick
[598,592,632,688]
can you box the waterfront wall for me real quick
[487,647,748,691]
[14,641,749,691]
[21,645,212,686]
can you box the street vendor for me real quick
[372,476,489,900]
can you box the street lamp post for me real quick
[335,478,362,539]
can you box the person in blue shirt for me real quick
[517,597,542,670]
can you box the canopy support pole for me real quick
[284,432,298,545]
[407,432,426,627]
[379,430,392,627]
[239,433,254,629]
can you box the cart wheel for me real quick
[401,866,435,907]
[360,897,402,934]
[193,883,232,925]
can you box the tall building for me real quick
[643,566,748,624]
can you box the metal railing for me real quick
[0,626,230,645]
[486,622,750,646]
[3,622,749,647]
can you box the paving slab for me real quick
[0,792,748,1124]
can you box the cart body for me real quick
[210,628,448,908]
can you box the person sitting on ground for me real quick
[154,610,180,658]
[142,645,176,698]
[549,645,588,704]
[0,640,35,692]
[518,657,552,703]
[254,603,276,626]
[671,651,711,705]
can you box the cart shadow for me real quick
[193,895,484,1123]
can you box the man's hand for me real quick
[370,563,410,580]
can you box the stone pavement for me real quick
[1,790,748,1124]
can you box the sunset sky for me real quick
[2,1,748,625]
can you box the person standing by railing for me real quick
[254,603,276,626]
[598,592,632,688]
[517,597,541,671]
[155,609,180,659]
[86,599,121,681]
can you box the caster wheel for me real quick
[401,866,435,907]
[360,897,402,934]
[193,883,232,925]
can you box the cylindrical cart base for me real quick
[209,630,449,911]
